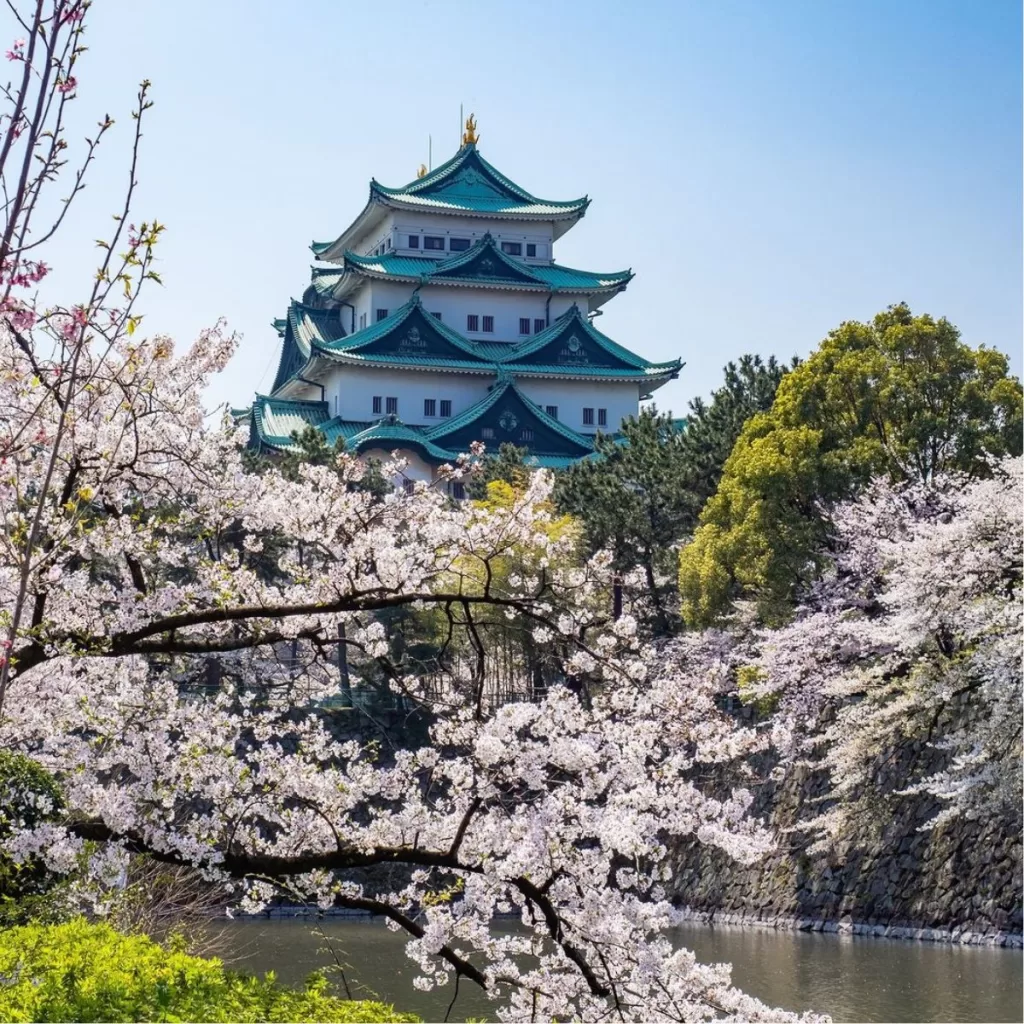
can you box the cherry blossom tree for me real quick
[745,458,1023,846]
[0,4,825,1020]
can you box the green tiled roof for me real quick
[346,418,460,462]
[251,394,330,449]
[425,377,595,457]
[340,235,631,294]
[270,301,348,394]
[273,295,680,391]
[249,388,605,465]
[313,295,490,363]
[314,352,497,374]
[321,419,373,446]
[499,304,678,373]
[309,264,346,299]
[369,144,589,220]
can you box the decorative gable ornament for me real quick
[558,333,590,364]
[399,326,427,351]
[499,409,519,433]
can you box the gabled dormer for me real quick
[428,233,543,287]
[313,295,492,366]
[270,300,347,394]
[312,128,590,262]
[426,376,595,458]
[501,305,661,371]
[371,144,588,227]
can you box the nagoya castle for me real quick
[244,116,681,493]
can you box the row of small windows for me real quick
[369,396,606,428]
[404,479,467,500]
[407,235,538,258]
[478,426,535,443]
[372,396,453,419]
[359,310,547,337]
[466,314,494,333]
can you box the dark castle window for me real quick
[583,407,595,426]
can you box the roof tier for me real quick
[314,143,590,260]
[329,233,632,300]
[250,377,600,466]
[271,297,681,399]
[269,301,348,394]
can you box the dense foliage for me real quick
[555,355,790,631]
[746,457,1023,844]
[0,919,419,1023]
[678,303,1023,625]
[0,4,1017,1022]
[0,752,66,920]
[0,10,822,1020]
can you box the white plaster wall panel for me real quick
[515,378,640,433]
[322,365,491,425]
[410,285,591,343]
[392,213,554,258]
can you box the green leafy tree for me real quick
[465,441,531,499]
[555,355,790,633]
[679,303,1024,627]
[0,919,419,1023]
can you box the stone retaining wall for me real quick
[669,699,1023,942]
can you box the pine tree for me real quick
[555,355,790,633]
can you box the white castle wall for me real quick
[516,378,641,434]
[352,211,555,262]
[348,279,589,344]
[322,364,492,425]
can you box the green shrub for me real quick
[0,919,420,1023]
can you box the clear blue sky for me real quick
[24,0,1023,416]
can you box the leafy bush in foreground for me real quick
[0,919,419,1023]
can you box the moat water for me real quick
[220,917,1022,1022]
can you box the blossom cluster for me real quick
[0,315,826,1021]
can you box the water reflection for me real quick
[220,917,1022,1023]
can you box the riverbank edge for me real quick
[231,905,1024,949]
[673,905,1024,948]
